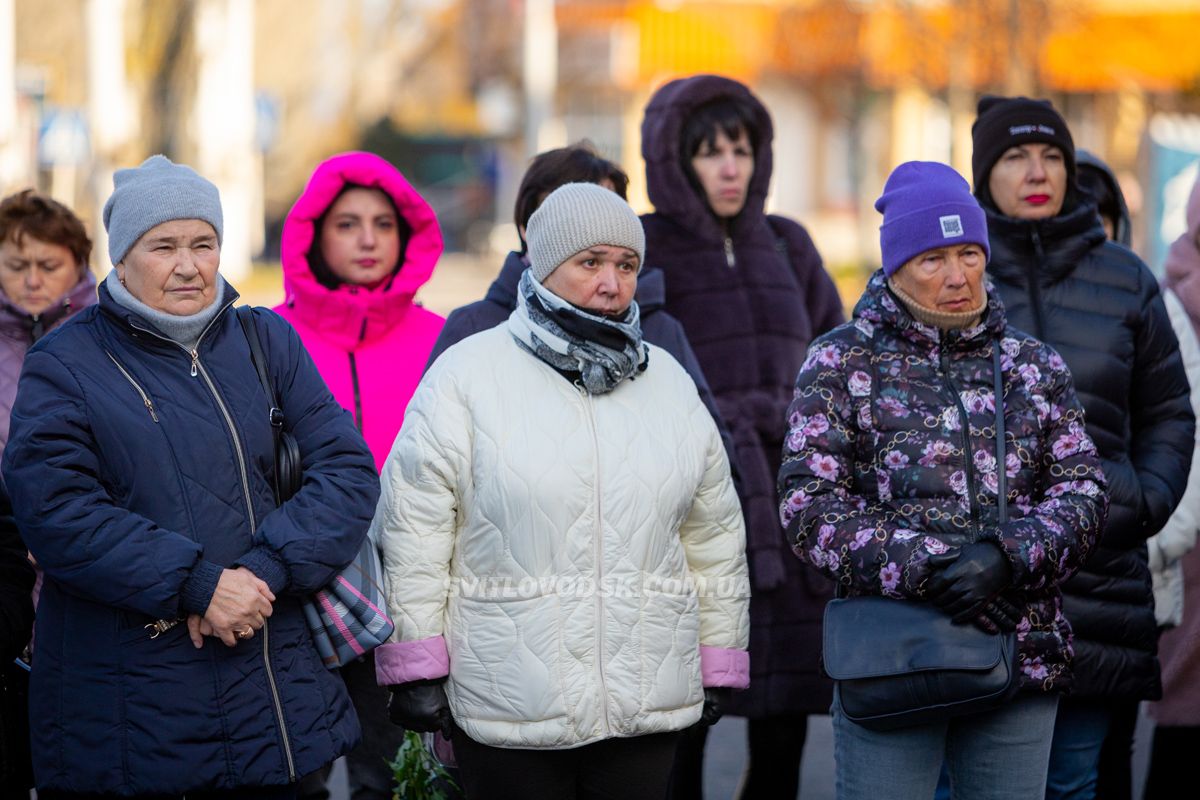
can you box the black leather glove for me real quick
[388,679,453,736]
[700,687,732,727]
[970,591,1023,634]
[926,542,1013,624]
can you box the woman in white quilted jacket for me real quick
[370,182,750,800]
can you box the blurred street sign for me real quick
[255,92,281,152]
[1145,114,1200,274]
[37,108,89,167]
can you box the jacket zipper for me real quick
[126,305,296,779]
[348,352,363,431]
[261,619,295,780]
[578,383,612,736]
[191,354,295,781]
[348,318,368,432]
[104,351,159,422]
[193,358,257,540]
[1027,228,1047,341]
[724,237,736,269]
[940,345,981,539]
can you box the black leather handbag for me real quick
[823,596,1018,731]
[237,308,301,502]
[822,343,1019,731]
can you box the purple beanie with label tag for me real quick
[875,161,990,277]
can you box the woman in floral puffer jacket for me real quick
[779,162,1108,800]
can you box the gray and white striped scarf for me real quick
[507,268,648,394]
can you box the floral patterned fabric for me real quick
[779,271,1108,692]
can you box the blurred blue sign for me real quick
[255,92,281,152]
[1146,115,1200,275]
[37,108,90,167]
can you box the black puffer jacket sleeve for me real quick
[1121,277,1194,548]
[0,484,33,663]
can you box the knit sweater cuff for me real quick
[233,546,290,595]
[179,559,225,615]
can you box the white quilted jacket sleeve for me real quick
[678,398,751,652]
[372,357,470,644]
[1148,290,1200,626]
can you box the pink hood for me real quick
[279,151,444,350]
[276,152,445,468]
[1164,175,1200,339]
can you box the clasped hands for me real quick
[187,566,275,648]
[925,541,1018,634]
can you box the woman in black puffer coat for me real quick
[970,95,1194,800]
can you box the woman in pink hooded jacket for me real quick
[276,151,444,471]
[276,151,444,799]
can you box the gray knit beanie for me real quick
[102,155,223,266]
[526,182,645,283]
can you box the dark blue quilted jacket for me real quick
[1,282,379,795]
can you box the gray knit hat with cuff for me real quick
[526,182,645,283]
[102,155,223,266]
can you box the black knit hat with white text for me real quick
[971,95,1075,197]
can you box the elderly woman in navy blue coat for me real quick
[1,156,379,799]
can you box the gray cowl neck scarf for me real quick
[508,268,647,394]
[105,269,228,351]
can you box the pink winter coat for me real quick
[275,152,444,469]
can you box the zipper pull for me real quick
[1030,227,1045,261]
[144,617,182,639]
[190,350,199,377]
[724,237,736,268]
[144,397,159,423]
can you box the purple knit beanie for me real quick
[875,161,990,277]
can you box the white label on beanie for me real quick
[1009,124,1056,136]
[940,215,964,238]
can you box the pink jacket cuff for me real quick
[374,636,450,686]
[701,645,750,689]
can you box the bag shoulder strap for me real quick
[236,306,279,410]
[993,339,1007,524]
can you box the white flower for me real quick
[848,371,872,397]
[949,470,968,497]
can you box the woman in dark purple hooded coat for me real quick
[640,74,844,798]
